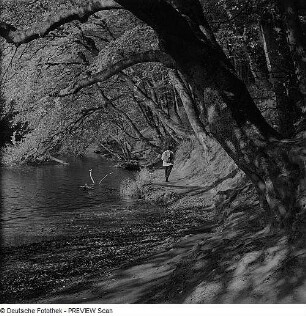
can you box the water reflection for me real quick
[1,156,210,303]
[1,156,135,246]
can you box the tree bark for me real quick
[58,50,176,96]
[123,73,191,138]
[260,14,298,137]
[117,0,305,227]
[0,1,122,45]
[169,69,213,155]
[278,0,306,111]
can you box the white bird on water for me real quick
[80,169,113,190]
[89,169,95,184]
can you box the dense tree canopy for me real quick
[1,2,186,163]
[1,0,306,229]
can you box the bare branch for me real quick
[43,61,83,68]
[0,45,18,81]
[57,50,176,96]
[121,70,191,138]
[0,1,122,46]
[97,87,160,149]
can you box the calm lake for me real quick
[1,155,137,247]
[1,155,206,303]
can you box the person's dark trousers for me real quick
[165,165,173,182]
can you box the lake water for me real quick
[1,155,136,247]
[0,155,207,303]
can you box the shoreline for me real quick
[1,179,214,304]
[37,169,306,304]
[29,168,251,304]
[3,163,306,304]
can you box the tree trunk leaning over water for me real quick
[117,0,306,229]
[1,0,306,229]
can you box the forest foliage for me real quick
[1,1,182,164]
[0,0,293,164]
[1,0,306,228]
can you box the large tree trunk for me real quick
[279,0,306,109]
[118,0,306,228]
[260,13,299,136]
[245,40,273,90]
[169,69,214,156]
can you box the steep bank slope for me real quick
[137,138,306,303]
[37,138,306,303]
[142,137,246,212]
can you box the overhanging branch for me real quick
[0,0,122,46]
[57,50,176,96]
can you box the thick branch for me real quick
[121,72,191,138]
[58,50,176,96]
[97,87,160,150]
[169,69,212,152]
[0,1,122,46]
[132,95,164,141]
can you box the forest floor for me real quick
[37,166,306,304]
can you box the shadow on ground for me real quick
[37,178,306,304]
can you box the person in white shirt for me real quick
[161,146,174,182]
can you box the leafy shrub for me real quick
[120,178,140,198]
[1,140,37,167]
[135,168,153,186]
[120,168,153,198]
